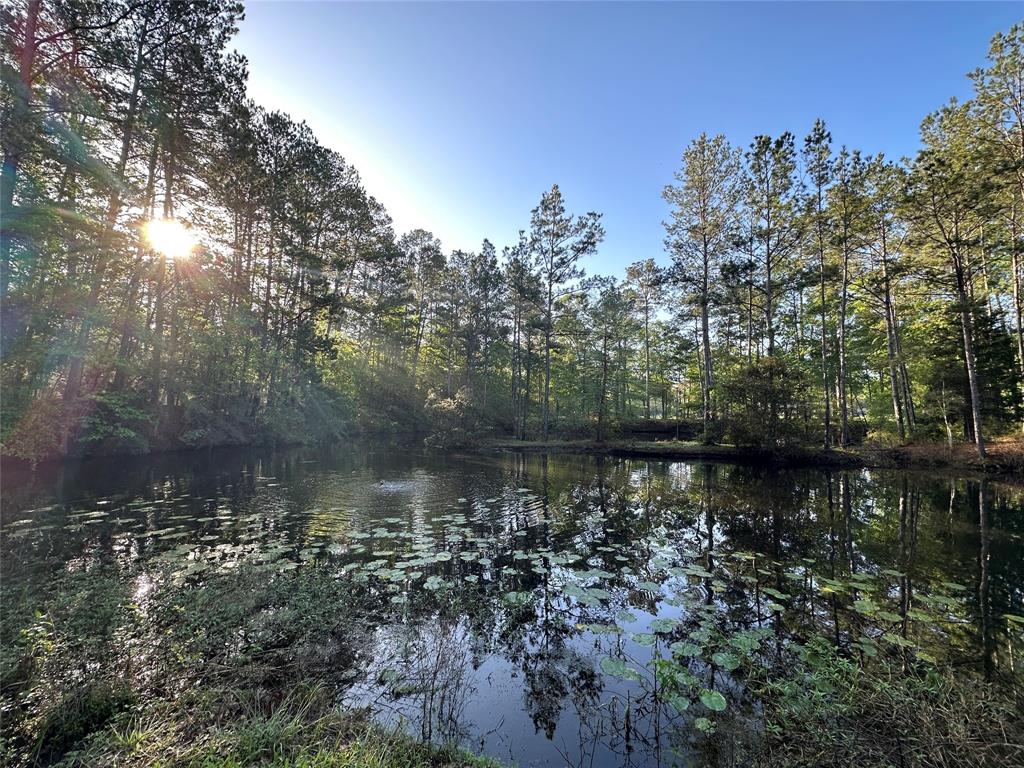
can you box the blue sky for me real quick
[234,1,1022,275]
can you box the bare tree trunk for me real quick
[522,333,533,440]
[113,137,160,391]
[953,255,986,458]
[1010,210,1024,432]
[880,249,905,439]
[63,15,154,407]
[746,276,753,363]
[643,297,651,419]
[700,299,714,442]
[837,247,851,445]
[597,334,609,442]
[542,276,553,441]
[817,248,832,447]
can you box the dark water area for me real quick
[2,445,1022,767]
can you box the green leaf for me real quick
[600,656,642,682]
[683,565,713,579]
[882,632,915,648]
[504,590,532,607]
[668,695,690,714]
[699,689,727,712]
[650,617,679,634]
[671,641,702,658]
[853,598,878,615]
[712,652,740,671]
[728,630,762,653]
[424,575,446,591]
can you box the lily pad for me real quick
[600,656,642,682]
[699,689,727,712]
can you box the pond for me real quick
[2,446,1022,767]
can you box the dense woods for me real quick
[1,1,1022,462]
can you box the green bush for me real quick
[78,390,153,454]
[721,358,811,448]
[424,388,479,449]
[752,637,1023,767]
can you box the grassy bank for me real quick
[0,563,500,768]
[482,438,1024,477]
[36,683,499,768]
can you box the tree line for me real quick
[1,1,1021,461]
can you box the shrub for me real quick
[77,390,153,455]
[721,358,811,448]
[424,388,479,449]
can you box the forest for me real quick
[2,6,1024,768]
[2,1,1023,463]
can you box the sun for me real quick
[144,218,197,260]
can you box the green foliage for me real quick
[33,682,135,765]
[78,390,152,454]
[424,388,481,449]
[1,2,1022,464]
[720,358,810,447]
[754,637,1021,767]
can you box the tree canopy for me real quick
[1,3,1021,461]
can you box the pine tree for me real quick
[529,184,603,441]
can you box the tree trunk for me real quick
[880,249,905,439]
[813,183,831,449]
[542,277,553,441]
[1010,212,1024,431]
[63,15,153,406]
[954,255,986,458]
[522,333,533,440]
[643,300,651,419]
[837,248,851,445]
[700,298,713,442]
[597,334,609,442]
[0,0,40,303]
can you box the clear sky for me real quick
[234,1,1023,274]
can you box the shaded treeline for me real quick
[1,2,1022,461]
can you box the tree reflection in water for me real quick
[2,448,1021,767]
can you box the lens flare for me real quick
[144,218,197,260]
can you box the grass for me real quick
[38,684,502,768]
[751,637,1024,768]
[0,564,501,768]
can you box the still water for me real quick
[2,446,1021,766]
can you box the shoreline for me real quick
[479,438,1024,479]
[0,430,426,473]
[4,434,1022,480]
